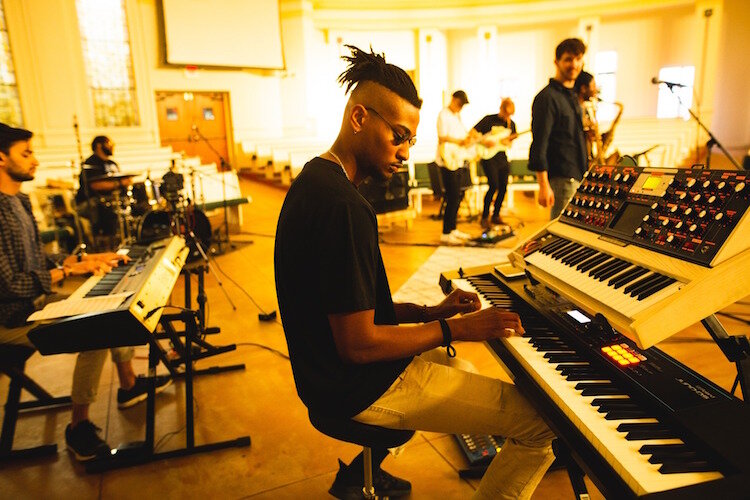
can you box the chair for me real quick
[0,344,71,462]
[308,410,414,499]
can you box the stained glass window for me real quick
[0,2,23,126]
[76,0,139,126]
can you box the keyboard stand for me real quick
[86,310,251,473]
[154,265,245,378]
[702,314,750,401]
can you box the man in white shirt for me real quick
[436,90,473,245]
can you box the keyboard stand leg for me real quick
[85,310,250,473]
[553,440,590,500]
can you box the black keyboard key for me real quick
[611,267,649,289]
[628,273,666,296]
[568,248,597,267]
[590,259,623,279]
[588,258,617,277]
[566,373,609,381]
[562,247,591,265]
[598,262,632,281]
[639,444,690,455]
[648,452,701,464]
[591,397,630,406]
[579,253,609,272]
[637,276,676,300]
[625,428,680,441]
[605,409,653,420]
[659,461,716,474]
[546,353,583,363]
[581,386,624,396]
[624,273,660,295]
[616,423,669,433]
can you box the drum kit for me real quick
[80,166,211,259]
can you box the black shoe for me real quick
[65,420,111,462]
[328,458,412,499]
[117,375,173,409]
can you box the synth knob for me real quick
[698,210,707,219]
[596,201,602,209]
[687,178,696,188]
[715,212,724,221]
[565,209,572,216]
[684,207,693,216]
[689,224,698,233]
[666,234,675,244]
[573,211,580,218]
[661,218,669,226]
[613,173,621,182]
[588,200,595,207]
[606,187,613,195]
[708,195,717,204]
[670,205,679,213]
[675,221,684,229]
[583,170,590,178]
[597,185,605,194]
[635,227,643,235]
[693,194,701,202]
[622,174,630,183]
[643,214,650,222]
[604,203,610,210]
[717,181,727,190]
[651,202,659,210]
[702,180,711,189]
[678,192,687,201]
[735,181,746,193]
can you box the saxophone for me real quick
[582,100,602,165]
[600,101,624,165]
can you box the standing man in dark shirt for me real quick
[0,123,170,462]
[472,98,518,228]
[275,46,554,500]
[528,38,588,219]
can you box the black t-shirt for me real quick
[76,154,119,203]
[274,157,412,418]
[473,114,516,136]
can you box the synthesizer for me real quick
[509,165,750,348]
[29,236,189,355]
[439,267,750,498]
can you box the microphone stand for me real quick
[191,126,234,253]
[664,83,742,170]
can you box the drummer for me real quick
[75,136,120,243]
[75,136,119,205]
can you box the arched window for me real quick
[0,2,23,126]
[76,0,139,127]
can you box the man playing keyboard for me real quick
[275,46,556,500]
[0,123,171,462]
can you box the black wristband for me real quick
[438,319,456,358]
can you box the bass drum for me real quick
[137,208,212,262]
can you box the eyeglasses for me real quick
[364,107,417,147]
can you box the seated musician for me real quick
[0,123,171,462]
[274,46,556,500]
[75,135,119,240]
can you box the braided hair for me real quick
[337,45,422,109]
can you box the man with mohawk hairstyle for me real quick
[275,45,555,499]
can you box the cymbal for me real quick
[87,172,137,181]
[88,173,136,193]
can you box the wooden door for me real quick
[155,91,233,169]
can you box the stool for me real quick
[309,410,414,499]
[0,344,72,461]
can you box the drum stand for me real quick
[169,206,237,312]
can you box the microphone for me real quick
[651,77,686,88]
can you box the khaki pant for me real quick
[1,322,134,405]
[354,349,556,500]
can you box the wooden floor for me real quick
[1,177,747,499]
